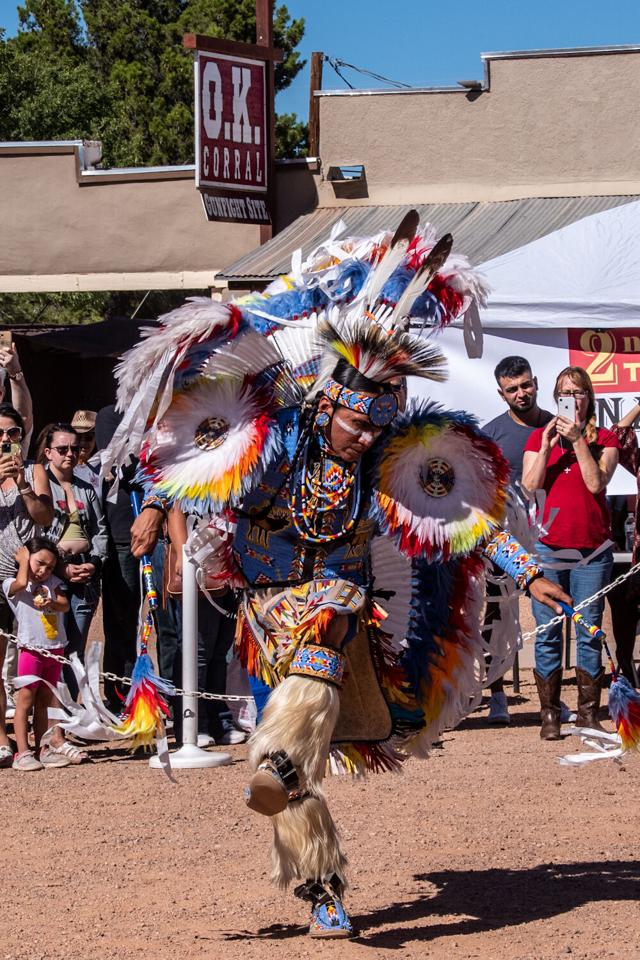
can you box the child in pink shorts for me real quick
[3,537,70,771]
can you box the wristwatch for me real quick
[8,370,23,382]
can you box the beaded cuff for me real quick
[289,644,346,687]
[483,531,542,590]
[141,494,168,514]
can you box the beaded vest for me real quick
[233,413,376,588]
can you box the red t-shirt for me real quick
[524,427,620,549]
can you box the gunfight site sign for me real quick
[195,49,271,224]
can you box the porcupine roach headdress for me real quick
[246,211,483,428]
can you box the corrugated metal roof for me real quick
[218,195,638,283]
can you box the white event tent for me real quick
[420,200,640,495]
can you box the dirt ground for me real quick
[2,671,639,960]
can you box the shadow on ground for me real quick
[354,860,640,948]
[221,860,640,946]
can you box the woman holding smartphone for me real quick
[39,424,107,702]
[522,366,619,740]
[0,404,53,766]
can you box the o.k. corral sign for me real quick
[185,34,282,225]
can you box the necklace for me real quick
[290,445,361,543]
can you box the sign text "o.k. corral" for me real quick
[195,49,270,224]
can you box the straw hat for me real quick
[71,409,97,433]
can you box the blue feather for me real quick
[328,259,371,302]
[246,283,328,326]
[128,652,175,700]
[401,558,458,698]
[380,265,414,305]
[173,318,249,390]
[410,290,446,325]
[608,674,640,724]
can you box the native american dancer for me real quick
[104,212,569,939]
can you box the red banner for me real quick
[568,328,640,394]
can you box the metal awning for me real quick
[218,195,639,284]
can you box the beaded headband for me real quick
[323,377,398,427]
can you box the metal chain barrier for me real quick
[5,558,640,704]
[4,635,253,702]
[520,559,640,645]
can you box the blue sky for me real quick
[277,0,640,116]
[2,0,640,119]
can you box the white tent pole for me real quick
[150,537,231,770]
[181,541,199,747]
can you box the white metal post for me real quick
[150,543,231,769]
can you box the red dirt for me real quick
[2,674,638,960]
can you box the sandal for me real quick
[48,741,89,764]
[0,743,13,768]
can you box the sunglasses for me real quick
[53,445,80,455]
[0,427,23,441]
[78,431,95,441]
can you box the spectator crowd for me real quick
[0,341,638,771]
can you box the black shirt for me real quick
[482,409,553,487]
[95,404,144,545]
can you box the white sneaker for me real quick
[12,750,43,771]
[217,728,247,745]
[487,692,511,726]
[560,701,577,723]
[197,734,216,748]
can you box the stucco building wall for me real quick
[0,143,318,292]
[316,49,640,204]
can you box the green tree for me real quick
[0,2,307,326]
[0,1,307,165]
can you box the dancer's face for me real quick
[317,396,382,462]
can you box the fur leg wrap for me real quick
[271,794,347,889]
[248,674,347,889]
[249,673,340,787]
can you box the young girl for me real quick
[4,537,70,771]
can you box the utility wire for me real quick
[325,55,412,90]
[326,56,354,89]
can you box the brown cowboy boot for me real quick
[534,668,563,740]
[575,667,606,731]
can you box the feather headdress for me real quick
[104,210,488,514]
[317,315,447,384]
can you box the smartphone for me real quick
[0,331,12,350]
[557,396,576,420]
[0,441,11,455]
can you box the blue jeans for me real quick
[532,542,613,679]
[62,579,101,699]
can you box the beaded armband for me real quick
[289,644,346,687]
[483,531,542,590]
[141,493,168,515]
